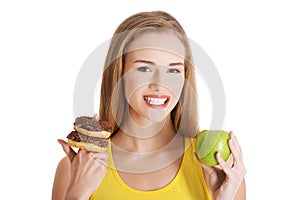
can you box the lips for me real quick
[143,94,170,108]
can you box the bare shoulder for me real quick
[52,157,71,200]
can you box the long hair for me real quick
[100,11,199,137]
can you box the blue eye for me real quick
[137,66,152,72]
[167,68,180,73]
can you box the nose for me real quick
[148,69,163,91]
[148,82,163,92]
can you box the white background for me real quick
[1,0,299,199]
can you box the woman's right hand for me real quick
[57,139,107,200]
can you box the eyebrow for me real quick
[133,59,184,66]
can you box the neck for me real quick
[112,115,177,153]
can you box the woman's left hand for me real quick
[196,131,247,200]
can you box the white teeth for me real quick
[144,97,167,105]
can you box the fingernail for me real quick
[57,139,64,145]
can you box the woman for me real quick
[53,11,246,199]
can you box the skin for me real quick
[53,137,108,200]
[52,32,246,200]
[197,131,247,200]
[111,45,186,189]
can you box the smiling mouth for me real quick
[143,95,170,108]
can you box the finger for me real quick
[93,152,108,161]
[228,132,243,164]
[194,152,215,174]
[229,131,241,149]
[57,139,76,161]
[93,114,100,121]
[85,151,108,167]
[227,154,234,168]
[216,152,232,175]
[230,131,243,153]
[94,157,108,167]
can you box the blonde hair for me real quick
[100,11,199,137]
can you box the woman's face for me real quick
[122,32,185,126]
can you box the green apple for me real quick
[196,130,231,166]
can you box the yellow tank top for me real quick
[90,138,211,200]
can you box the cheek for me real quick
[160,74,185,100]
[128,89,143,106]
[123,71,148,102]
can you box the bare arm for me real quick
[52,139,107,200]
[234,179,246,200]
[52,157,71,200]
